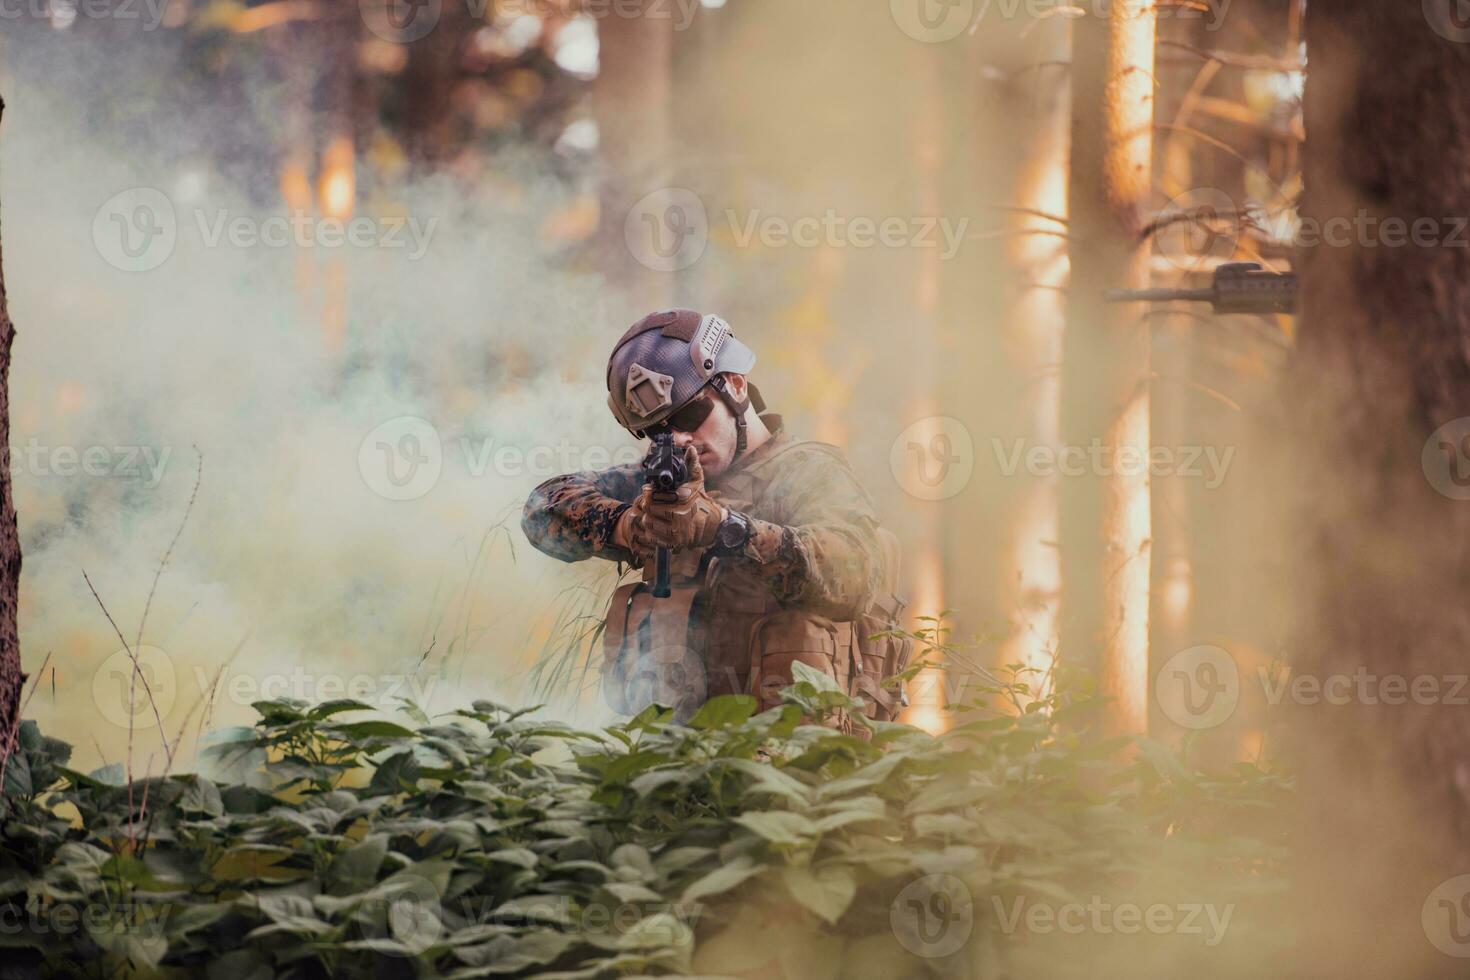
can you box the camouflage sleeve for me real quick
[521,464,646,564]
[730,447,887,621]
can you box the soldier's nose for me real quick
[671,432,696,449]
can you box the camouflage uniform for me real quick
[521,414,890,707]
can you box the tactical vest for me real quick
[599,437,913,730]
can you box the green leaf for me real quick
[688,695,757,730]
[175,774,225,817]
[2,749,32,796]
[735,810,819,846]
[368,749,421,796]
[307,698,377,720]
[333,719,418,740]
[791,661,844,695]
[782,864,857,924]
[327,834,388,895]
[485,847,539,870]
[682,856,765,903]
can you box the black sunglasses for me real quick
[641,391,716,438]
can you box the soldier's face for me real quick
[670,389,740,479]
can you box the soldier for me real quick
[522,309,910,728]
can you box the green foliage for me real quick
[0,649,1290,979]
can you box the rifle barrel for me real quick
[1104,287,1216,304]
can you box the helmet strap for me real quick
[710,375,751,463]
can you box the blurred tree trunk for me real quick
[1062,0,1156,737]
[994,16,1068,688]
[1294,5,1470,977]
[0,99,24,750]
[595,2,675,315]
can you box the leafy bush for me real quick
[0,636,1290,979]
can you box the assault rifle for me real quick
[1105,262,1298,315]
[643,431,687,599]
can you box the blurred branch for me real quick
[984,205,1069,226]
[1158,40,1303,72]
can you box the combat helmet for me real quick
[606,309,764,461]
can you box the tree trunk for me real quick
[1294,6,1470,977]
[995,15,1068,690]
[594,1,675,315]
[0,98,24,751]
[1062,1,1156,737]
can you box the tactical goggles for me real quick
[639,390,716,438]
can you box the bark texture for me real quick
[1062,1,1156,737]
[1294,5,1470,976]
[0,98,24,752]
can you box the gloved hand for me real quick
[642,446,728,552]
[612,502,656,564]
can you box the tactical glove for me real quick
[642,446,728,552]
